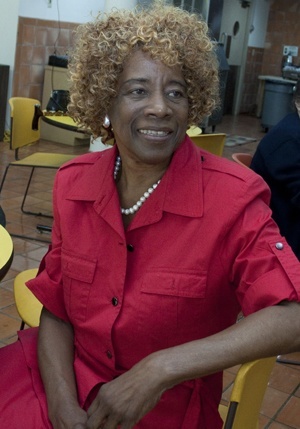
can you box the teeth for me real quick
[139,129,169,136]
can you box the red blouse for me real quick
[27,137,300,428]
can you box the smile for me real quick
[139,129,170,137]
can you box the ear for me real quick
[295,101,300,118]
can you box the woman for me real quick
[1,3,300,429]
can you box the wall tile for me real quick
[30,65,44,84]
[32,46,47,65]
[13,17,77,99]
[22,24,36,45]
[20,46,33,64]
[36,27,48,46]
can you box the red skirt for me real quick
[0,328,52,428]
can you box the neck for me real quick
[114,155,163,216]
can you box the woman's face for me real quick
[108,50,189,166]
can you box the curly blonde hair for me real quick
[68,1,220,139]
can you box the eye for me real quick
[131,88,146,95]
[167,89,184,98]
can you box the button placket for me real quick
[112,297,118,306]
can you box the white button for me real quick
[275,242,284,250]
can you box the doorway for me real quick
[219,0,251,114]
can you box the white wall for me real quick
[18,0,106,23]
[248,0,270,48]
[0,0,20,131]
[18,0,139,23]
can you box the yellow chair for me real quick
[219,356,276,429]
[190,133,226,156]
[231,153,253,168]
[14,268,43,329]
[0,97,77,218]
[186,125,202,137]
[0,225,13,281]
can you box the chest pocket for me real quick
[141,271,207,298]
[138,271,207,349]
[62,249,97,323]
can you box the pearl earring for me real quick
[103,115,110,128]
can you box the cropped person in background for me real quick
[1,3,300,429]
[251,80,300,260]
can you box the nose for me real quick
[144,91,172,118]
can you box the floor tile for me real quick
[0,287,15,308]
[276,396,300,428]
[269,363,300,394]
[268,423,296,429]
[0,313,21,339]
[260,386,290,419]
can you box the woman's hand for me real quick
[86,354,167,429]
[50,400,88,429]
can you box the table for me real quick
[0,225,13,281]
[42,113,112,152]
[42,114,87,133]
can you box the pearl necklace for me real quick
[114,156,161,215]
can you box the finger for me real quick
[99,416,120,429]
[86,412,107,429]
[120,422,135,429]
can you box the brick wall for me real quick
[240,0,300,114]
[240,47,264,114]
[13,17,78,101]
[262,0,300,76]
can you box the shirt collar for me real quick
[65,136,204,219]
[159,135,204,218]
[65,146,117,202]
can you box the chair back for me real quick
[14,268,42,328]
[9,97,40,156]
[231,153,253,168]
[219,356,276,429]
[190,133,226,156]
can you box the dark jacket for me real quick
[251,112,300,259]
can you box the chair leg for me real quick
[223,402,238,429]
[36,224,52,233]
[20,167,53,218]
[0,165,10,195]
[277,355,300,365]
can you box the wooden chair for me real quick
[219,356,276,429]
[0,97,77,218]
[231,153,253,168]
[13,268,42,329]
[190,133,226,156]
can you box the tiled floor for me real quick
[0,114,300,428]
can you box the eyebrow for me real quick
[122,78,187,88]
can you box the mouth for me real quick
[138,129,171,137]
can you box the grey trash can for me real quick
[261,80,295,131]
